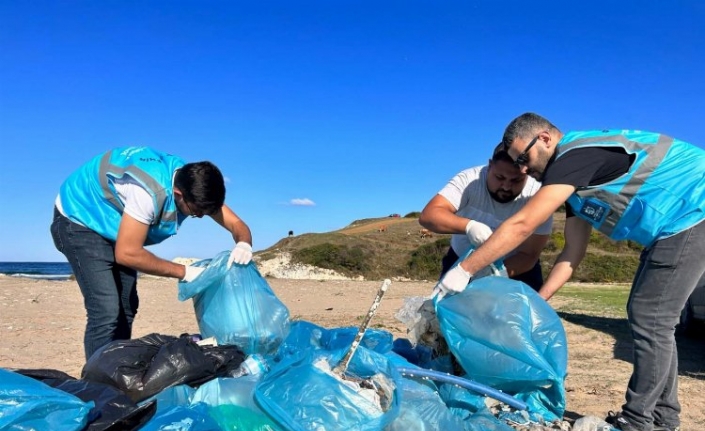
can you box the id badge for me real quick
[578,198,610,224]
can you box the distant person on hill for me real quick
[419,145,552,291]
[50,146,253,360]
[436,112,705,431]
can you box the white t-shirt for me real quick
[438,165,552,257]
[56,175,157,226]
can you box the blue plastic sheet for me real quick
[178,251,290,355]
[0,368,93,431]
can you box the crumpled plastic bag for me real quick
[255,321,401,431]
[81,333,245,402]
[395,295,445,357]
[572,415,614,431]
[16,368,156,431]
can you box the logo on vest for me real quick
[579,199,609,223]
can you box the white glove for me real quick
[465,220,493,246]
[228,242,253,267]
[435,265,472,297]
[182,265,205,282]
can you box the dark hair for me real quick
[174,161,226,215]
[491,142,515,164]
[502,112,558,150]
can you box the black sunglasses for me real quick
[514,135,540,168]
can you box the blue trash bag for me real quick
[0,368,93,431]
[386,374,470,431]
[275,320,394,359]
[386,352,524,431]
[255,344,401,431]
[178,251,290,355]
[437,383,521,431]
[192,377,282,431]
[436,275,568,421]
[191,376,261,411]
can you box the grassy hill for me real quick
[540,211,641,283]
[255,211,642,282]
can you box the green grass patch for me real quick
[554,284,630,317]
[406,237,451,280]
[572,254,640,283]
[292,243,372,277]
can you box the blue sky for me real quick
[1,1,704,262]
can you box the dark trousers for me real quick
[440,247,544,292]
[50,207,139,360]
[622,221,705,430]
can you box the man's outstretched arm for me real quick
[460,185,574,273]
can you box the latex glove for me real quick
[182,265,205,283]
[228,242,253,267]
[435,265,472,297]
[465,220,493,246]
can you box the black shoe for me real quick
[605,411,640,431]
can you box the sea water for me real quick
[0,262,73,281]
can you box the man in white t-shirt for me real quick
[419,147,552,291]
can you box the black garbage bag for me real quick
[15,368,157,431]
[81,333,246,402]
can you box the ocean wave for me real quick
[0,273,72,281]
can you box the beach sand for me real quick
[1,276,703,428]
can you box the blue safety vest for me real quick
[59,147,186,245]
[556,130,705,247]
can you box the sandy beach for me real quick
[1,275,703,428]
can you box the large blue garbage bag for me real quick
[436,275,568,421]
[0,368,93,431]
[255,322,401,431]
[178,251,290,355]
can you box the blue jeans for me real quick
[50,207,139,360]
[622,220,705,431]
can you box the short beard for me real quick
[488,189,519,203]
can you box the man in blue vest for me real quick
[51,146,254,360]
[436,113,704,431]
